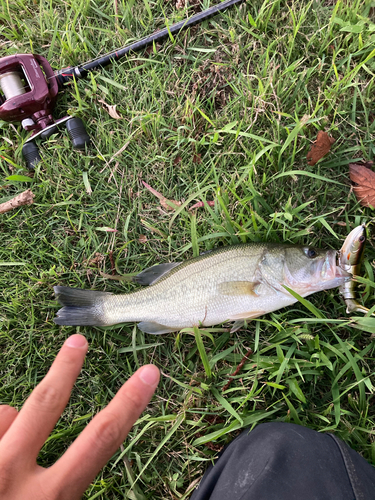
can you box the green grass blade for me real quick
[194,327,212,378]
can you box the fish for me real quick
[338,224,374,316]
[54,242,350,334]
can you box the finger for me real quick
[0,334,88,464]
[51,364,159,496]
[0,405,18,439]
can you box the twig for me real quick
[189,200,215,211]
[0,190,35,214]
[108,169,124,255]
[109,140,130,164]
[222,347,253,392]
[113,0,119,32]
[109,250,116,275]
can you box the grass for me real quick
[1,0,375,498]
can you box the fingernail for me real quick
[65,334,87,348]
[139,365,160,387]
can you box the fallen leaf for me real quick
[189,200,215,211]
[98,99,123,119]
[95,226,118,232]
[174,156,182,166]
[160,198,181,211]
[88,252,105,267]
[307,131,335,166]
[138,234,148,243]
[142,181,181,211]
[349,161,375,208]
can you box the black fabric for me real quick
[190,422,375,500]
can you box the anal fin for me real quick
[228,310,265,333]
[137,321,178,335]
[230,320,248,333]
[228,310,265,321]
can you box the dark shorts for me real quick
[190,422,375,500]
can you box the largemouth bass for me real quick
[54,243,349,334]
[338,225,374,316]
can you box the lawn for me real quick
[1,0,375,498]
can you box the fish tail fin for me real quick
[54,286,113,326]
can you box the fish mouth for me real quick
[335,252,352,279]
[307,250,349,291]
[285,250,350,295]
[320,250,350,281]
[298,250,350,294]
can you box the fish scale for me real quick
[54,242,349,334]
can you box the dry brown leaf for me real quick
[142,181,181,211]
[160,198,181,211]
[189,200,215,211]
[88,252,105,267]
[98,99,123,119]
[138,234,148,243]
[349,161,375,208]
[96,227,118,232]
[307,131,335,166]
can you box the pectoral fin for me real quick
[137,321,178,335]
[134,262,182,286]
[218,281,260,296]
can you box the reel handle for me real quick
[66,117,90,150]
[22,141,41,170]
[21,117,90,169]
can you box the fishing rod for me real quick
[0,0,246,169]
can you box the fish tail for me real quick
[54,286,113,326]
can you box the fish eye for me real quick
[304,247,317,258]
[359,235,365,242]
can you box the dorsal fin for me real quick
[133,262,182,286]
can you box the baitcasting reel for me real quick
[0,54,91,169]
[0,0,245,170]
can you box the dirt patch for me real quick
[175,0,202,13]
[190,49,235,108]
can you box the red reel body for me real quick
[0,54,59,131]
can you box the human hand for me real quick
[0,334,160,500]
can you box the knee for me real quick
[234,422,320,458]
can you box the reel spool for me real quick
[0,71,26,100]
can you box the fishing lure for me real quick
[338,225,374,316]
